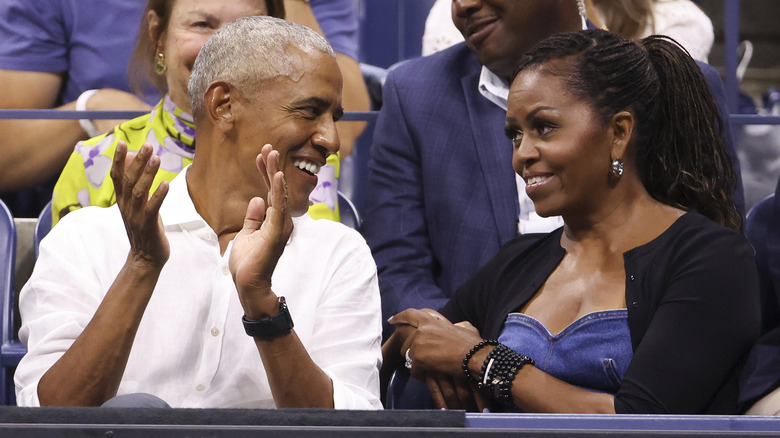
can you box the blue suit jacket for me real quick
[740,177,780,409]
[362,43,745,337]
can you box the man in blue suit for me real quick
[362,0,744,339]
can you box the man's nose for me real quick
[453,0,483,18]
[313,119,340,156]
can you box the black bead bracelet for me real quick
[462,339,498,384]
[478,343,534,410]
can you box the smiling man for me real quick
[15,16,382,409]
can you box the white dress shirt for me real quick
[478,67,565,234]
[15,168,383,409]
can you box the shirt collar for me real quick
[478,66,510,111]
[159,166,310,244]
[159,165,206,231]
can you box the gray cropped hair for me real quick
[188,15,335,120]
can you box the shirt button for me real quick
[629,275,635,281]
[211,327,220,337]
[625,251,633,258]
[632,301,639,308]
[196,384,205,392]
[222,265,230,275]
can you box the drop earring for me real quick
[154,52,167,75]
[611,159,624,177]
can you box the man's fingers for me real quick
[124,143,154,189]
[146,180,169,219]
[256,152,271,191]
[111,141,128,196]
[258,144,276,192]
[454,378,477,411]
[271,171,287,216]
[242,197,266,233]
[129,154,160,211]
[124,151,138,173]
[425,375,448,410]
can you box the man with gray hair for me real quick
[15,16,382,409]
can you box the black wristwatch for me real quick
[242,296,294,339]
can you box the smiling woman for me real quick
[383,29,759,415]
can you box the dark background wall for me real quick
[700,0,780,107]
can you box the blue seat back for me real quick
[34,200,52,259]
[0,200,17,405]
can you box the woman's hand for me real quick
[390,308,483,377]
[387,310,489,410]
[110,141,169,269]
[229,144,294,318]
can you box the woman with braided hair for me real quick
[384,29,759,414]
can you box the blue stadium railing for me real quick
[1,1,779,432]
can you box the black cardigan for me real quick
[440,212,760,414]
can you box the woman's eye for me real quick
[504,126,523,146]
[536,123,554,136]
[511,130,523,146]
[194,21,211,28]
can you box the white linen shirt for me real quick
[15,168,383,409]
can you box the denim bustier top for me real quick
[498,309,633,395]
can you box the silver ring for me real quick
[404,348,412,369]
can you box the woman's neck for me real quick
[560,190,685,256]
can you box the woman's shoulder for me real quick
[635,211,753,269]
[672,211,747,245]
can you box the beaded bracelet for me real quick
[478,343,534,410]
[462,339,498,384]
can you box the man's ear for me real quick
[204,81,234,130]
[610,110,635,161]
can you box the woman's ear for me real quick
[204,81,234,130]
[148,10,163,52]
[610,110,635,161]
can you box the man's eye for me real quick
[300,107,320,118]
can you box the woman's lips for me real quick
[524,174,554,197]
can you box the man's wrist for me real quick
[242,296,294,339]
[243,290,281,320]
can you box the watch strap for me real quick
[242,296,294,339]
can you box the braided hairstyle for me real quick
[512,29,741,231]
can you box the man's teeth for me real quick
[293,160,320,175]
[526,176,548,186]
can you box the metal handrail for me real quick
[0,109,378,122]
